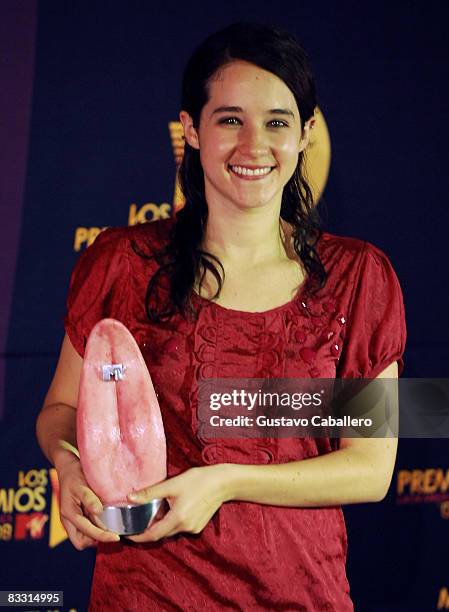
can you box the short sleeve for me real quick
[64,228,130,357]
[336,242,407,379]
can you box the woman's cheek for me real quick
[201,138,234,162]
[278,136,302,154]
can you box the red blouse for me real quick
[64,218,406,611]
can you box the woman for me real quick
[36,22,406,611]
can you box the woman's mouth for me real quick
[228,165,275,179]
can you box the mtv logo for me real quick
[14,512,48,540]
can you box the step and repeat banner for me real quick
[1,1,448,611]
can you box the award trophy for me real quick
[75,318,167,535]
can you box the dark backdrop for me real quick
[1,1,448,610]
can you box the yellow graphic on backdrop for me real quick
[397,469,449,496]
[74,227,108,251]
[437,587,449,609]
[440,501,449,519]
[73,203,171,251]
[128,202,171,225]
[48,468,68,548]
[0,522,12,541]
[0,469,51,542]
[0,469,47,513]
[396,468,449,520]
[168,121,185,167]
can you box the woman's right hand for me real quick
[57,454,120,550]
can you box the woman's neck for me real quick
[202,207,293,267]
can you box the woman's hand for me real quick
[57,455,120,550]
[125,464,230,543]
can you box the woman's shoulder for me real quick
[314,231,403,301]
[319,230,366,256]
[127,217,175,242]
[91,218,175,254]
[317,230,395,270]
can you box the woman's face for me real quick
[180,60,310,213]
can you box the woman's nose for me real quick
[238,124,269,156]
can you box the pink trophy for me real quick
[77,318,167,535]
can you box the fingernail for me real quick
[128,493,139,502]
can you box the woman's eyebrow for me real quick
[269,108,295,119]
[212,106,244,114]
[212,106,295,119]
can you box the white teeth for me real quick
[230,165,273,176]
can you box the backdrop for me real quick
[1,1,448,610]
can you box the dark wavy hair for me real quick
[142,21,327,322]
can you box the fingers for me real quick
[125,532,152,543]
[125,468,219,542]
[128,480,168,504]
[71,512,120,543]
[63,519,99,551]
[125,509,215,542]
[145,510,181,540]
[63,511,120,549]
[127,470,201,504]
[61,491,120,548]
[57,461,121,550]
[124,508,178,543]
[79,485,103,515]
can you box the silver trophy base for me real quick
[99,499,164,536]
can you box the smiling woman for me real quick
[181,61,307,213]
[178,59,314,309]
[144,23,325,317]
[36,20,406,612]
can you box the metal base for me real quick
[99,499,164,535]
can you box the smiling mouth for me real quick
[228,164,275,179]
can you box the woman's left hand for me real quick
[124,464,232,542]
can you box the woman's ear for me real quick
[179,110,200,150]
[298,118,315,153]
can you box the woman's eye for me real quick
[219,117,241,125]
[268,119,288,127]
[217,117,288,127]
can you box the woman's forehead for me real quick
[206,61,298,112]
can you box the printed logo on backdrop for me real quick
[438,587,449,609]
[73,201,171,252]
[0,468,67,547]
[74,114,331,250]
[397,467,449,520]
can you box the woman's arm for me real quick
[221,437,396,508]
[222,361,398,507]
[127,362,398,542]
[37,334,82,470]
[36,334,120,548]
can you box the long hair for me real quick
[142,22,327,322]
